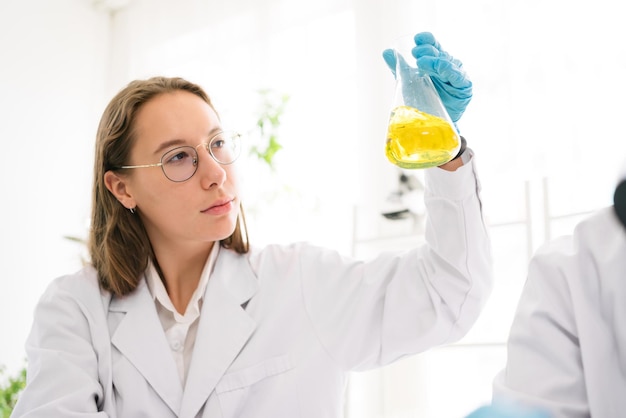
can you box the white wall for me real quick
[0,0,110,375]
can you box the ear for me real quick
[104,170,136,210]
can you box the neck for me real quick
[153,241,215,314]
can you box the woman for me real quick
[490,178,626,418]
[12,32,492,417]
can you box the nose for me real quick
[196,143,227,189]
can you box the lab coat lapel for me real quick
[179,249,258,418]
[109,279,183,415]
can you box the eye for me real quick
[211,136,227,149]
[163,147,195,165]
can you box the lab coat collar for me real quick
[179,247,258,417]
[108,247,259,418]
[109,278,184,415]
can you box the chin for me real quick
[214,217,239,240]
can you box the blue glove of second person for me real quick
[382,32,472,123]
[465,404,552,418]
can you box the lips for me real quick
[202,197,235,215]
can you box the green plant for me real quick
[0,365,26,417]
[63,235,89,265]
[249,89,290,170]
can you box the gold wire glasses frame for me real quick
[116,130,243,183]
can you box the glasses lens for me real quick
[161,146,198,182]
[210,131,242,164]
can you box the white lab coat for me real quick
[13,157,492,418]
[493,207,626,418]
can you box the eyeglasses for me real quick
[116,130,242,182]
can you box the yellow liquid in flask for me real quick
[386,105,460,169]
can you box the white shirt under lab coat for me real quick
[13,155,492,418]
[493,207,626,418]
[145,243,217,385]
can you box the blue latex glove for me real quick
[465,404,552,418]
[382,32,472,123]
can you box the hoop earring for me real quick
[129,207,136,214]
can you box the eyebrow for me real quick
[152,126,223,156]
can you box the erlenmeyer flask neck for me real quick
[395,69,441,116]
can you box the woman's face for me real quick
[113,90,240,251]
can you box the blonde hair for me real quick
[89,76,249,296]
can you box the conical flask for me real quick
[385,37,460,169]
